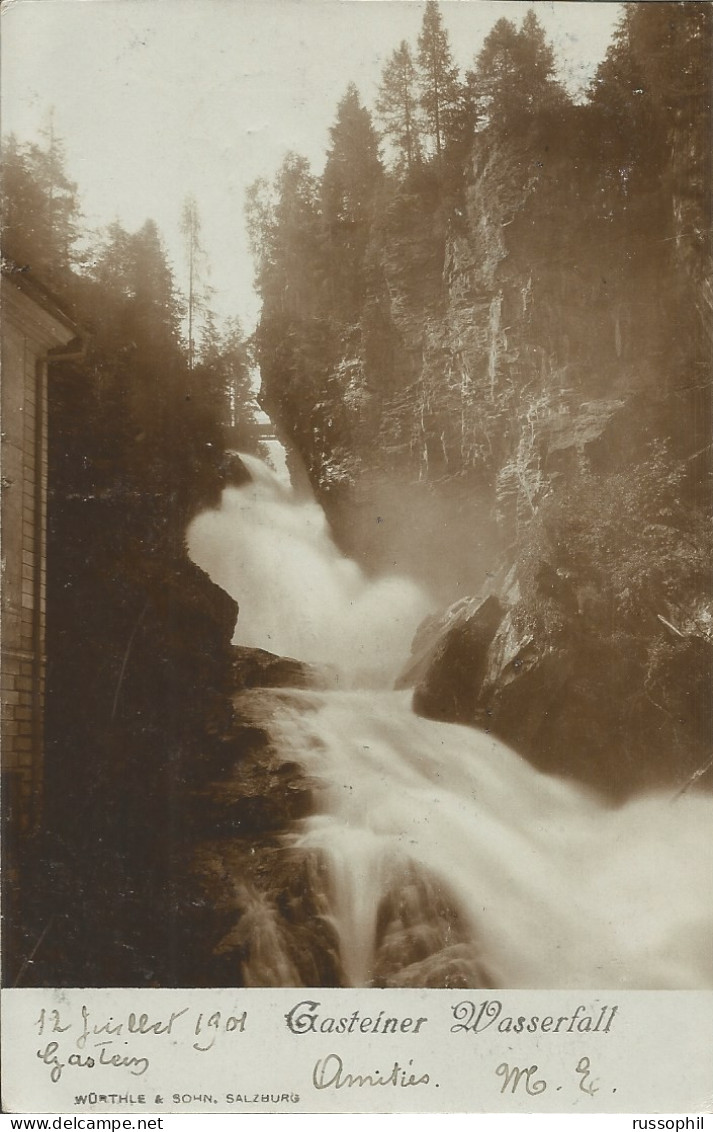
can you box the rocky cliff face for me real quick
[254,83,710,794]
[260,102,707,556]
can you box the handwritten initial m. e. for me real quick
[496,1063,547,1096]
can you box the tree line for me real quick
[245,2,711,498]
[2,131,262,542]
[244,2,579,481]
[377,3,564,173]
[243,1,711,797]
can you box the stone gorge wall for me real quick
[257,100,711,795]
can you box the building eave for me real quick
[1,263,81,344]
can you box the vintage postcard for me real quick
[1,0,711,1117]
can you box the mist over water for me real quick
[187,454,432,685]
[188,455,713,989]
[272,690,713,989]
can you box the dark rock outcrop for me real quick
[16,552,241,989]
[231,645,330,693]
[407,594,503,723]
[169,653,337,987]
[409,569,713,798]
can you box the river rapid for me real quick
[187,454,713,989]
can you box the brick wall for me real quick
[2,276,76,833]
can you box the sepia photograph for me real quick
[1,0,711,1116]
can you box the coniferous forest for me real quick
[247,1,712,792]
[2,2,712,991]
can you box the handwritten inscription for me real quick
[312,1054,431,1091]
[575,1055,599,1095]
[37,1042,149,1085]
[496,1062,547,1096]
[495,1058,604,1097]
[34,1005,248,1084]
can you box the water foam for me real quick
[188,454,713,988]
[187,454,431,685]
[268,689,713,989]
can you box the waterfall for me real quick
[187,455,713,990]
[187,452,431,686]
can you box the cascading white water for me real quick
[188,453,430,685]
[187,455,713,990]
[268,690,713,989]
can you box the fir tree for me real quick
[321,84,383,316]
[376,41,423,174]
[322,83,383,229]
[246,152,322,320]
[1,131,79,287]
[196,316,261,452]
[180,194,206,371]
[469,10,565,131]
[416,1,461,164]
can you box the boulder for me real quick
[410,570,713,797]
[408,594,503,724]
[231,645,330,692]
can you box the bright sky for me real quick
[2,0,622,333]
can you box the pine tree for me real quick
[322,84,383,228]
[38,114,80,285]
[592,2,710,148]
[469,10,565,130]
[246,152,322,320]
[244,174,278,299]
[376,41,423,174]
[416,1,461,164]
[129,219,183,349]
[591,2,711,340]
[87,216,186,489]
[196,317,261,451]
[321,84,383,316]
[518,9,561,110]
[180,194,205,371]
[1,131,79,287]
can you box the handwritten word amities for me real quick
[312,1054,431,1090]
[451,1000,619,1036]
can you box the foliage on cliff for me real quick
[247,1,710,553]
[247,2,712,788]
